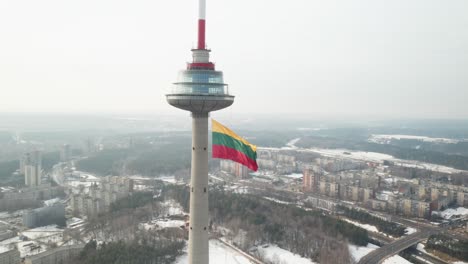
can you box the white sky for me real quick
[0,0,467,118]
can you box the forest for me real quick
[110,192,154,212]
[70,190,186,264]
[426,234,468,261]
[76,135,191,176]
[161,184,368,263]
[0,160,20,186]
[71,238,184,264]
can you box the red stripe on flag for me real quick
[212,145,258,171]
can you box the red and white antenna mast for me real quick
[188,0,215,70]
[197,0,206,49]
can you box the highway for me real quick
[358,230,435,264]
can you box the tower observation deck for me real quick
[166,1,234,114]
[165,0,234,263]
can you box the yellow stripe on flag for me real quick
[212,119,257,152]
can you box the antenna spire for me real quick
[197,0,206,49]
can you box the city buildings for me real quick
[22,151,42,187]
[59,144,72,162]
[23,203,65,228]
[70,176,133,218]
[24,244,84,264]
[0,184,64,211]
[220,160,250,179]
[303,167,319,192]
[297,150,468,219]
[0,223,15,242]
[0,246,20,264]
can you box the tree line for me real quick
[426,234,468,261]
[337,205,406,237]
[71,237,184,264]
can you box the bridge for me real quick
[358,230,436,264]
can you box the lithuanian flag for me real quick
[212,119,258,171]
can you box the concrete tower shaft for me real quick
[165,0,234,263]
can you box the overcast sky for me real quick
[0,0,467,119]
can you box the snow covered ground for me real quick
[256,244,316,264]
[159,176,177,184]
[67,217,85,228]
[43,198,61,206]
[302,147,468,174]
[17,240,47,258]
[175,240,253,264]
[282,173,303,179]
[160,200,186,216]
[285,138,301,149]
[369,134,460,144]
[433,207,468,219]
[382,257,413,264]
[416,243,427,253]
[263,197,293,205]
[349,243,412,264]
[343,219,379,233]
[262,141,468,174]
[141,219,186,230]
[21,225,63,240]
[404,227,417,235]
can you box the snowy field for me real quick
[303,147,467,174]
[175,240,253,264]
[264,139,468,174]
[256,244,317,264]
[369,134,460,144]
[349,243,412,264]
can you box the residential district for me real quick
[0,141,466,264]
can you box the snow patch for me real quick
[282,173,303,179]
[286,138,301,149]
[343,219,379,233]
[141,219,186,230]
[175,240,253,264]
[256,244,316,264]
[405,227,417,235]
[369,134,460,144]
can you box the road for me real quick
[368,232,449,264]
[358,230,436,264]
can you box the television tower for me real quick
[166,0,234,263]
